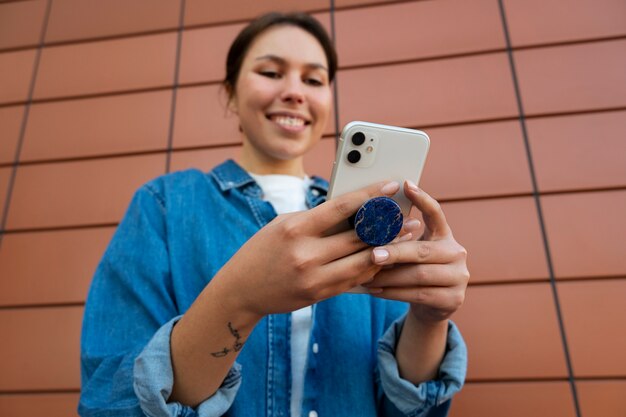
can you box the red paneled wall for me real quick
[1,0,625,415]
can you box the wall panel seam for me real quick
[2,105,626,168]
[2,21,624,57]
[0,0,51,242]
[330,0,340,146]
[497,1,581,416]
[0,0,431,54]
[2,188,625,234]
[2,35,624,106]
[165,0,186,174]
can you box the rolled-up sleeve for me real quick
[134,316,242,417]
[79,183,242,417]
[377,316,467,417]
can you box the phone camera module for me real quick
[347,150,361,164]
[351,132,365,146]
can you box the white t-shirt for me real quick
[249,173,313,417]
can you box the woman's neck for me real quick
[238,147,306,178]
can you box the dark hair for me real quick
[223,12,338,96]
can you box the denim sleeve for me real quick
[376,316,467,417]
[134,316,242,417]
[79,184,242,417]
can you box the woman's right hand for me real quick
[212,180,401,319]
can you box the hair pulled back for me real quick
[223,12,338,96]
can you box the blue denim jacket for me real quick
[79,160,467,417]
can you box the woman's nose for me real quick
[280,75,305,104]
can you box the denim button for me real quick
[312,343,319,354]
[309,411,318,417]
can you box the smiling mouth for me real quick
[267,114,310,129]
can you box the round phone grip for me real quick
[351,196,403,246]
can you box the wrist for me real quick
[408,304,449,331]
[208,274,264,331]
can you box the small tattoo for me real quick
[211,347,230,357]
[210,322,245,358]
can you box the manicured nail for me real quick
[404,218,421,229]
[396,232,413,242]
[368,288,383,294]
[381,181,400,195]
[406,180,419,192]
[373,248,389,263]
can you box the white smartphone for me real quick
[328,121,430,214]
[328,121,430,293]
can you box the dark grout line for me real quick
[438,186,626,204]
[1,375,624,395]
[2,34,625,108]
[0,0,430,55]
[2,107,625,168]
[0,302,85,311]
[0,0,52,253]
[340,48,507,71]
[2,18,622,58]
[1,187,624,236]
[512,34,626,52]
[0,80,221,109]
[0,388,81,396]
[0,27,179,53]
[1,277,624,310]
[468,275,626,287]
[1,222,118,235]
[497,2,581,417]
[0,85,179,108]
[465,376,626,384]
[0,142,243,168]
[330,0,341,148]
[165,0,186,174]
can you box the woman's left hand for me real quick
[363,180,469,324]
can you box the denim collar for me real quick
[210,159,328,208]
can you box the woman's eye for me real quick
[305,78,323,86]
[259,71,281,79]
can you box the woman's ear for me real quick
[227,96,239,115]
[225,84,239,115]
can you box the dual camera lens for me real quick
[347,132,366,163]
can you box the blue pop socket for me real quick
[353,196,403,246]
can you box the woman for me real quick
[79,12,468,417]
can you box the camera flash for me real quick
[366,146,374,153]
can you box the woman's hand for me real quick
[364,180,469,324]
[211,180,401,320]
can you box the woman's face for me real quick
[230,25,333,174]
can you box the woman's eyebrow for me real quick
[255,54,328,72]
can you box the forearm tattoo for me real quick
[211,322,244,357]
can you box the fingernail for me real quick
[404,218,421,229]
[368,288,383,294]
[396,232,413,242]
[373,248,389,263]
[406,180,419,192]
[381,181,400,195]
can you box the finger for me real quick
[404,181,451,239]
[317,228,369,263]
[318,248,381,296]
[402,217,421,235]
[303,181,400,234]
[367,285,460,308]
[362,264,460,288]
[371,239,460,266]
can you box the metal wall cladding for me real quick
[1,0,625,415]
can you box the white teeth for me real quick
[273,116,305,127]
